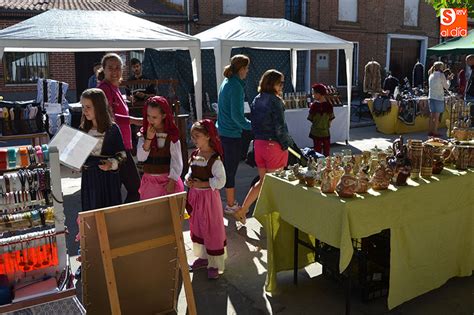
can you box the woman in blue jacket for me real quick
[217,54,252,215]
[233,69,290,224]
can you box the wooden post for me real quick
[95,212,122,315]
[169,196,197,315]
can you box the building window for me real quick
[338,0,357,22]
[404,0,419,27]
[3,52,49,84]
[285,0,307,25]
[223,0,246,15]
[337,43,359,87]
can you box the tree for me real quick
[426,0,474,18]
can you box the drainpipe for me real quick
[186,0,191,34]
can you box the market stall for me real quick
[0,9,203,311]
[0,146,78,312]
[0,9,204,119]
[285,106,349,146]
[427,29,474,57]
[254,140,474,310]
[367,96,457,134]
[195,16,353,142]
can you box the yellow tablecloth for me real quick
[367,98,450,134]
[254,169,474,309]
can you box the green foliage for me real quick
[426,0,474,18]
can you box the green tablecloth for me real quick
[254,169,474,309]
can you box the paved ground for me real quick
[59,123,473,315]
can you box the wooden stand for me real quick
[0,146,72,313]
[0,132,49,146]
[79,192,196,315]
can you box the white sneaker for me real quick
[224,202,240,214]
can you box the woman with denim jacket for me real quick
[233,69,290,224]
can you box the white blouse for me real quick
[428,71,450,101]
[184,155,226,190]
[87,129,125,170]
[136,132,183,182]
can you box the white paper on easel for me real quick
[49,125,98,171]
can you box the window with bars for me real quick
[285,0,308,25]
[3,52,49,84]
[130,51,145,63]
[337,43,359,87]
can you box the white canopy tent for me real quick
[0,9,204,119]
[195,16,354,140]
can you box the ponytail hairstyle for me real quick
[97,68,105,82]
[223,54,250,78]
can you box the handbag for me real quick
[245,140,257,168]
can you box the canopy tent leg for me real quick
[189,46,203,120]
[344,46,353,143]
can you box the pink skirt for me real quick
[188,188,227,256]
[139,173,184,200]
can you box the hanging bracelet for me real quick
[35,145,44,163]
[19,146,29,168]
[8,148,17,168]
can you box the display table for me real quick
[254,169,473,309]
[367,97,453,134]
[284,105,349,147]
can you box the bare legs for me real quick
[225,188,236,207]
[233,167,279,224]
[429,112,441,136]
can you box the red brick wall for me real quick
[49,52,76,90]
[1,19,77,97]
[189,0,439,98]
[190,0,285,33]
[308,0,439,96]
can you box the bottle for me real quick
[307,93,312,108]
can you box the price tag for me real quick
[44,102,62,115]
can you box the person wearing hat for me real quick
[308,83,335,156]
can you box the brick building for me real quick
[1,1,470,102]
[0,0,191,102]
[190,0,444,97]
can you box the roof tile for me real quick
[0,0,184,15]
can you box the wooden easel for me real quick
[79,192,196,315]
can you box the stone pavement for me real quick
[60,125,473,315]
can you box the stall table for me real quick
[284,105,349,147]
[254,169,473,309]
[367,97,455,134]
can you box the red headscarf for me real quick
[311,83,327,95]
[200,119,224,159]
[141,96,180,149]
